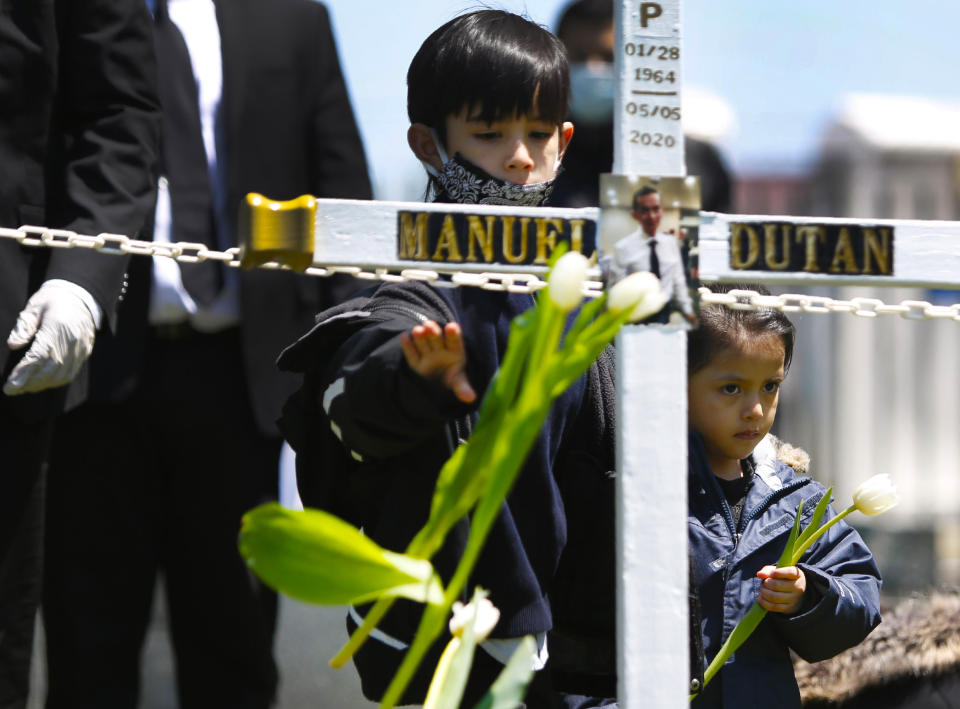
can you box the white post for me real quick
[613,0,685,176]
[615,329,689,707]
[613,1,690,707]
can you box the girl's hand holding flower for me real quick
[694,474,898,700]
[756,565,807,615]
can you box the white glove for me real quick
[4,280,101,396]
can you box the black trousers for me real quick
[0,397,52,709]
[43,328,280,708]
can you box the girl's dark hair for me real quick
[688,284,796,375]
[407,10,570,146]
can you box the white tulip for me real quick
[547,251,589,310]
[852,474,899,516]
[448,596,500,642]
[608,271,668,322]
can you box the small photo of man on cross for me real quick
[598,174,700,325]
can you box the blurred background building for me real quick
[734,93,960,599]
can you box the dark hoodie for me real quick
[277,280,615,704]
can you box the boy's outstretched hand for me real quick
[756,565,807,615]
[400,320,477,404]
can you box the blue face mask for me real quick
[568,62,614,125]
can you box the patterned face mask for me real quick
[433,153,560,206]
[424,131,561,207]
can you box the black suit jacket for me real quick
[0,0,161,422]
[90,0,373,436]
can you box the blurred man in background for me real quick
[550,0,732,211]
[0,1,160,705]
[42,1,372,706]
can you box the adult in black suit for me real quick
[0,0,160,704]
[42,0,372,707]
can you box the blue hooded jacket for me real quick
[689,433,882,708]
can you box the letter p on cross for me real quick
[639,2,663,27]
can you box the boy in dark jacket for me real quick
[278,10,617,708]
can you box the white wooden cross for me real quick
[611,2,689,706]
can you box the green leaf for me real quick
[699,601,768,694]
[562,291,607,346]
[487,304,536,412]
[419,440,482,545]
[414,421,502,559]
[239,503,443,606]
[414,298,541,560]
[471,635,537,709]
[793,487,832,553]
[551,307,633,397]
[775,500,804,568]
[423,588,483,709]
[381,596,453,708]
[378,252,632,704]
[790,502,857,567]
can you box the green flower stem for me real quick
[559,292,607,346]
[379,384,554,708]
[527,296,566,381]
[694,601,767,700]
[330,596,396,668]
[789,504,855,565]
[423,636,463,709]
[335,267,634,702]
[377,293,581,706]
[411,297,563,562]
[414,428,498,556]
[482,311,535,416]
[692,502,860,700]
[331,306,546,671]
[382,600,454,709]
[410,305,542,559]
[552,309,633,396]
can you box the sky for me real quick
[323,0,960,199]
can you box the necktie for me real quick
[153,0,222,306]
[648,238,661,279]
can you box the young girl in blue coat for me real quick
[687,286,882,708]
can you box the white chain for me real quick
[1,224,578,296]
[5,225,959,319]
[699,287,960,322]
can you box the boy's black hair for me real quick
[407,10,570,147]
[688,283,796,375]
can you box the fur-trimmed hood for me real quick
[749,433,811,489]
[767,434,810,475]
[795,592,960,705]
